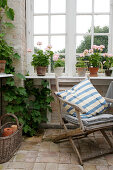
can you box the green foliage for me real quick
[102,54,113,70]
[0,1,54,137]
[76,26,109,53]
[5,8,14,20]
[0,0,14,33]
[75,56,87,68]
[32,49,54,67]
[88,52,101,67]
[22,79,54,136]
[54,58,65,68]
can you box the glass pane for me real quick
[34,0,48,13]
[51,36,65,52]
[51,0,66,13]
[94,35,108,53]
[76,15,92,33]
[34,16,48,34]
[77,0,92,13]
[51,15,65,33]
[34,36,48,51]
[76,35,91,53]
[94,15,109,32]
[94,0,110,13]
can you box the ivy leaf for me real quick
[0,0,7,8]
[13,53,20,59]
[5,8,14,20]
[17,87,27,96]
[23,125,31,133]
[3,22,15,28]
[0,33,5,37]
[6,78,15,86]
[6,105,15,114]
[16,73,26,80]
[18,117,25,125]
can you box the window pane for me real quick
[51,0,66,13]
[76,35,91,53]
[76,15,92,33]
[34,36,48,50]
[51,15,65,33]
[77,0,92,13]
[94,35,108,53]
[34,0,48,13]
[94,0,110,13]
[34,16,48,34]
[51,36,65,52]
[94,15,109,32]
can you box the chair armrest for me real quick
[54,93,86,114]
[104,97,113,103]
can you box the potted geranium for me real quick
[75,54,87,77]
[102,53,113,76]
[53,54,65,77]
[81,45,105,76]
[31,42,54,76]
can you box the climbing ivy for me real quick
[0,0,54,136]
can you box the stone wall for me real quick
[6,0,27,86]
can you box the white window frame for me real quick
[26,0,113,76]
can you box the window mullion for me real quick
[109,0,113,53]
[26,0,34,74]
[66,0,76,76]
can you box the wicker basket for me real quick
[0,113,23,164]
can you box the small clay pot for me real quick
[11,125,17,132]
[2,128,13,137]
[0,60,6,73]
[105,70,112,76]
[36,66,47,76]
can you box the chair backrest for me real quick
[55,77,86,92]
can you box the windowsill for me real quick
[0,73,13,78]
[25,73,113,80]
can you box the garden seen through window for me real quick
[31,0,111,76]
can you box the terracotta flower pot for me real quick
[89,67,99,77]
[77,67,86,77]
[11,125,17,133]
[0,60,6,73]
[36,66,47,76]
[2,128,13,137]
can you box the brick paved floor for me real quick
[0,129,113,170]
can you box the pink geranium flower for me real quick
[53,54,59,61]
[37,41,42,46]
[27,49,32,52]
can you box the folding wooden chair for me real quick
[50,77,113,165]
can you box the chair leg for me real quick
[69,137,83,165]
[100,130,113,148]
[62,121,83,165]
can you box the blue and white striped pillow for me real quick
[56,78,109,119]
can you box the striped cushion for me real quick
[56,78,109,118]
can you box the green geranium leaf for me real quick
[16,73,26,80]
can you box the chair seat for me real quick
[64,113,113,127]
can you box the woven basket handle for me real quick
[0,113,20,129]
